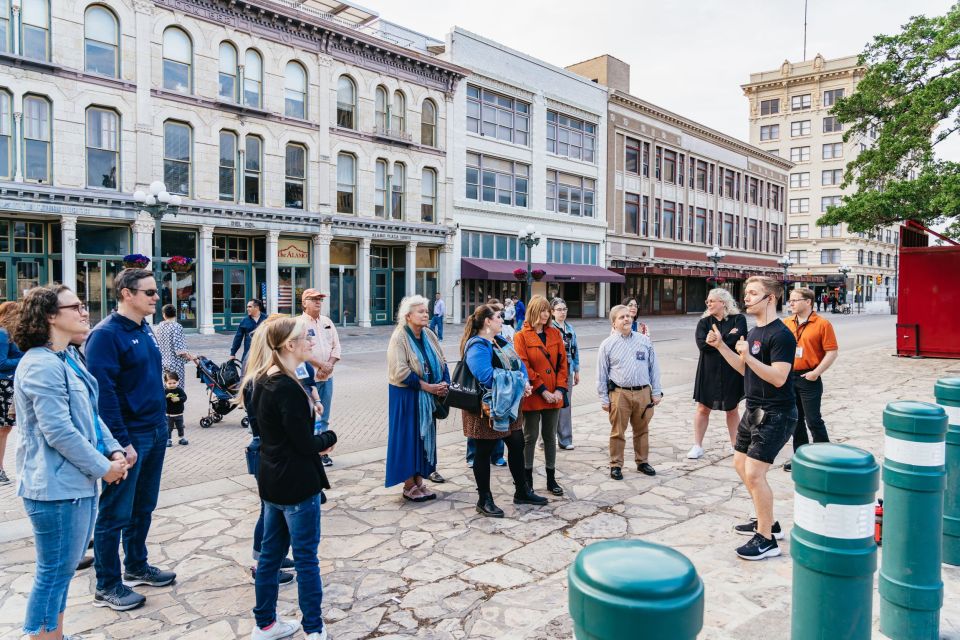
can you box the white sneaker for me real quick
[305,629,328,640]
[251,618,300,640]
[687,445,705,459]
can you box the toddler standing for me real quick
[165,371,188,446]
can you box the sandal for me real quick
[415,480,438,501]
[403,485,429,502]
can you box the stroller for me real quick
[195,356,246,428]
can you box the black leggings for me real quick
[472,430,525,497]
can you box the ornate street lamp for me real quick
[777,253,794,287]
[132,181,182,322]
[706,245,726,283]
[517,224,542,300]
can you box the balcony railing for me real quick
[372,125,413,144]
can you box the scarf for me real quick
[404,326,442,467]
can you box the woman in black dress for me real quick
[689,288,747,459]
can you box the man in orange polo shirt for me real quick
[783,287,839,471]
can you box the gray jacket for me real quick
[15,347,122,501]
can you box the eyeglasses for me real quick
[554,307,568,312]
[130,288,158,297]
[59,302,88,313]
[788,299,805,304]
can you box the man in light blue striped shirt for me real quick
[597,305,663,480]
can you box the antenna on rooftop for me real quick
[803,0,809,60]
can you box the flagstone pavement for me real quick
[0,345,958,639]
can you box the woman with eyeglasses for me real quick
[14,285,128,639]
[620,297,649,336]
[230,299,266,364]
[550,298,580,451]
[689,287,747,459]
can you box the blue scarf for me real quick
[404,326,442,467]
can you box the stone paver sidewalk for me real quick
[0,345,958,639]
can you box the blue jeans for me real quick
[94,425,167,592]
[466,437,504,465]
[22,496,96,635]
[254,494,324,634]
[429,315,444,340]
[315,379,333,433]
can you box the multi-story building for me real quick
[743,53,899,305]
[0,0,467,331]
[439,28,621,323]
[569,55,794,315]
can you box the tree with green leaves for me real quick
[818,3,960,238]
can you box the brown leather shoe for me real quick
[77,555,94,570]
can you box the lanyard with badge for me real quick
[792,315,810,360]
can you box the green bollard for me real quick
[935,378,960,566]
[791,443,879,640]
[568,540,703,640]
[879,401,948,640]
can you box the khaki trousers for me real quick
[608,387,653,467]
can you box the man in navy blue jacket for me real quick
[86,268,176,611]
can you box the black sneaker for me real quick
[733,518,784,540]
[179,437,189,445]
[250,566,295,586]
[94,583,146,611]
[0,469,10,484]
[783,461,792,472]
[637,463,656,476]
[736,532,782,560]
[122,565,176,588]
[321,454,333,467]
[610,467,623,480]
[166,439,172,448]
[280,557,295,571]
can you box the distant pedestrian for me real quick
[597,305,663,480]
[301,288,340,468]
[783,287,839,472]
[164,371,188,447]
[815,294,822,312]
[153,304,196,390]
[551,298,580,450]
[429,291,446,340]
[621,297,649,336]
[0,301,23,485]
[707,276,796,561]
[514,297,526,328]
[689,288,746,459]
[502,298,516,328]
[239,317,337,640]
[86,268,175,611]
[515,295,568,497]
[461,304,545,517]
[230,299,265,363]
[386,296,450,502]
[13,285,127,639]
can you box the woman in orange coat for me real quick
[514,295,568,497]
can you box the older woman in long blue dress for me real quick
[385,295,450,502]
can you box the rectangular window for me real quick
[421,169,437,223]
[760,124,779,141]
[391,163,405,220]
[86,108,118,189]
[823,116,842,133]
[791,94,811,111]
[678,154,685,186]
[789,224,809,239]
[749,177,759,204]
[163,121,191,195]
[790,172,809,188]
[466,152,529,207]
[284,144,306,209]
[789,198,809,213]
[695,160,707,191]
[822,169,843,186]
[466,85,530,146]
[723,169,735,199]
[625,192,639,235]
[760,98,779,115]
[820,224,841,238]
[790,146,810,162]
[821,249,841,264]
[662,149,677,183]
[695,207,706,243]
[244,136,261,205]
[821,195,842,211]
[0,91,10,179]
[642,142,650,177]
[823,88,844,106]
[218,131,236,201]
[22,0,49,61]
[707,209,714,244]
[337,153,355,214]
[23,96,50,183]
[708,164,715,194]
[547,170,595,217]
[625,137,640,174]
[641,195,649,236]
[545,239,598,265]
[653,199,661,238]
[723,213,734,247]
[823,142,843,159]
[791,120,811,137]
[749,219,758,250]
[462,231,524,261]
[375,159,387,218]
[547,110,597,162]
[654,146,661,180]
[789,250,807,264]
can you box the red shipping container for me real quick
[897,244,960,358]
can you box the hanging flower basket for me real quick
[122,253,150,269]
[706,276,726,284]
[166,256,194,273]
[531,269,546,281]
[513,268,528,281]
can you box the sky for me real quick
[361,0,959,160]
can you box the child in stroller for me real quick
[195,356,245,428]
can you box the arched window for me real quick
[857,249,864,264]
[21,0,50,61]
[392,91,406,132]
[421,99,436,147]
[285,62,306,119]
[86,107,119,189]
[163,120,191,195]
[23,95,51,183]
[162,27,192,93]
[375,86,388,131]
[421,168,437,222]
[391,162,405,219]
[285,143,306,209]
[336,75,356,129]
[84,5,118,77]
[374,158,387,218]
[244,135,262,204]
[243,49,262,108]
[218,42,238,101]
[0,91,12,180]
[336,152,355,214]
[218,130,237,201]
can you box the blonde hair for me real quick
[523,295,551,329]
[744,275,783,300]
[237,316,306,408]
[609,304,629,324]
[701,287,741,319]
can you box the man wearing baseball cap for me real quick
[301,288,340,467]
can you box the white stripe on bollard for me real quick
[883,435,946,467]
[793,493,875,539]
[938,404,960,426]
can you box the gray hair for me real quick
[702,287,740,319]
[115,268,154,300]
[395,295,430,325]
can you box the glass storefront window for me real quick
[330,240,356,265]
[161,228,197,258]
[278,266,309,316]
[416,247,437,268]
[254,237,265,263]
[0,221,8,253]
[76,224,128,255]
[13,222,43,254]
[160,229,197,329]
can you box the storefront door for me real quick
[0,257,45,302]
[330,267,357,325]
[278,266,309,316]
[161,270,197,328]
[213,265,250,331]
[370,246,404,326]
[76,259,122,326]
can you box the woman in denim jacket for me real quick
[13,285,127,640]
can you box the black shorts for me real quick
[735,407,798,464]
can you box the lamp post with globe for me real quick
[132,181,182,322]
[517,224,542,300]
[706,245,726,284]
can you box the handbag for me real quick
[433,396,450,420]
[245,436,260,476]
[443,359,482,414]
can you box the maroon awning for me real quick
[460,258,625,283]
